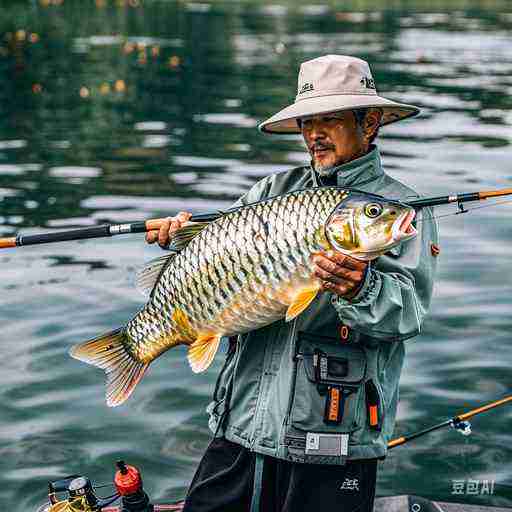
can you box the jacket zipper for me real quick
[249,325,280,449]
[213,336,242,437]
[284,318,299,421]
[213,337,237,403]
[375,379,386,424]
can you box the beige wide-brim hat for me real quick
[259,55,420,134]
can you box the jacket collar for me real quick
[310,145,384,188]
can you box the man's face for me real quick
[300,111,367,174]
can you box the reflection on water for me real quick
[1,1,512,510]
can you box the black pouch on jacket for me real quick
[291,331,367,433]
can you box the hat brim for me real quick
[258,94,420,134]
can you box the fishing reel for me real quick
[36,474,118,512]
[36,461,153,512]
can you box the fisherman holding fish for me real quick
[146,55,437,511]
[77,55,437,511]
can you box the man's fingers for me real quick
[145,230,158,244]
[170,212,192,235]
[313,255,363,283]
[326,251,366,271]
[176,211,192,223]
[145,212,192,247]
[313,265,353,297]
[313,265,350,287]
[158,218,172,247]
[321,280,350,296]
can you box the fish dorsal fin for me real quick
[136,253,176,297]
[135,221,211,296]
[187,333,222,373]
[168,221,211,252]
[285,283,321,322]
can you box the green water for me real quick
[1,1,512,510]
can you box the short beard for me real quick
[314,161,336,177]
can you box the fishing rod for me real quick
[387,395,512,449]
[1,187,512,250]
[0,212,221,250]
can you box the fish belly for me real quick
[201,272,318,337]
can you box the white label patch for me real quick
[306,433,320,451]
[305,433,349,457]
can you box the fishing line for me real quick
[93,482,116,489]
[415,197,512,224]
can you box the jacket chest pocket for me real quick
[290,332,367,434]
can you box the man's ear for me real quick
[364,109,382,139]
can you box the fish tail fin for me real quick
[69,328,149,407]
[187,334,222,373]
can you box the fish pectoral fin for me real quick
[187,334,222,373]
[285,284,321,322]
[136,253,177,297]
[168,221,211,252]
[69,328,149,407]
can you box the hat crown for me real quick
[296,55,377,101]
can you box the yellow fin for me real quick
[172,308,197,343]
[69,328,149,407]
[285,284,321,322]
[187,334,222,373]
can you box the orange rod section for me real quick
[0,237,17,249]
[457,395,512,421]
[478,188,512,200]
[387,436,406,449]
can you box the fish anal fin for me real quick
[168,221,211,252]
[285,284,321,322]
[187,334,222,373]
[69,328,149,407]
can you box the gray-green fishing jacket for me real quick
[207,146,438,464]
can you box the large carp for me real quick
[70,187,417,406]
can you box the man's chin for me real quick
[315,161,336,176]
[313,154,338,175]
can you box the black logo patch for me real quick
[299,82,314,94]
[360,76,376,89]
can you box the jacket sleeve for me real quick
[331,207,438,341]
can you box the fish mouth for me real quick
[392,209,417,242]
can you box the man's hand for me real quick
[312,251,368,299]
[145,211,192,248]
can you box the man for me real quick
[146,55,438,512]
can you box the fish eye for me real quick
[364,203,383,218]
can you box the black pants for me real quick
[183,438,378,512]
